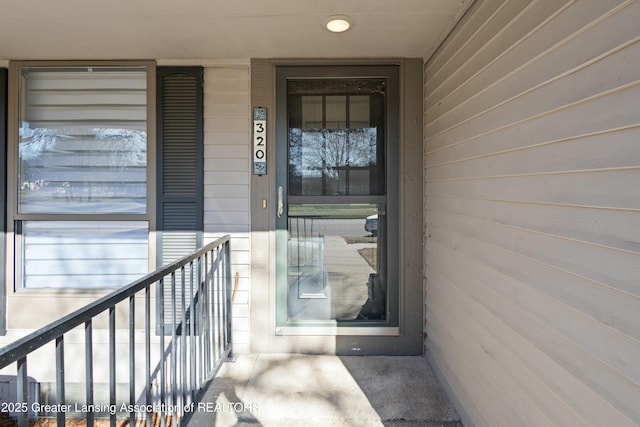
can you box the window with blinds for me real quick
[14,65,151,289]
[18,66,147,214]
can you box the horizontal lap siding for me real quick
[423,0,640,426]
[203,66,250,353]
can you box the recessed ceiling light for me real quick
[325,15,353,33]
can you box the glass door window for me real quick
[276,69,398,328]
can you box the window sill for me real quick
[12,287,119,298]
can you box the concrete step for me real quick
[184,354,462,427]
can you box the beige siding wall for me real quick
[423,0,640,426]
[203,65,251,354]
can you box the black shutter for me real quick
[0,68,7,335]
[156,67,203,334]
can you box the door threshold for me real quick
[275,326,399,336]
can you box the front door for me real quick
[275,66,399,332]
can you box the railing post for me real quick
[225,240,234,361]
[85,321,94,427]
[170,271,177,427]
[189,261,197,404]
[145,286,152,427]
[180,265,187,417]
[55,336,65,426]
[159,277,167,427]
[109,306,116,427]
[16,357,28,427]
[203,251,211,377]
[129,295,136,427]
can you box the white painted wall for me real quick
[202,65,251,354]
[423,0,640,425]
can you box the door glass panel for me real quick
[284,77,388,323]
[349,96,370,128]
[301,96,322,129]
[288,128,379,196]
[288,82,385,197]
[287,204,386,321]
[325,96,346,128]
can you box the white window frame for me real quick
[7,60,157,291]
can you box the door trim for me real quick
[250,59,424,355]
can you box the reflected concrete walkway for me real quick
[185,354,462,427]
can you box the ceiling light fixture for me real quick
[325,15,353,33]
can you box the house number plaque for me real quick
[253,107,267,175]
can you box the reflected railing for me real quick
[0,235,233,427]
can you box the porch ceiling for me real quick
[0,0,471,61]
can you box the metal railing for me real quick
[0,235,233,427]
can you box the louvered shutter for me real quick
[0,68,7,334]
[156,67,203,334]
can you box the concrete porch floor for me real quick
[184,354,463,427]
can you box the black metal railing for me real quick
[0,235,233,427]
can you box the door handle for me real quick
[277,186,284,218]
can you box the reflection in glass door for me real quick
[276,70,397,327]
[286,203,385,321]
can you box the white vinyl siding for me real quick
[423,0,640,426]
[203,65,250,353]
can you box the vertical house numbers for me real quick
[253,107,267,175]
